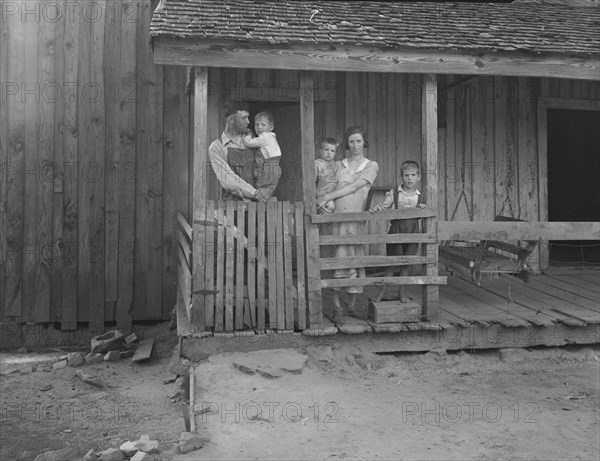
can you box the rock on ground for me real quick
[52,360,67,370]
[137,435,159,454]
[179,432,207,454]
[97,447,124,461]
[119,440,139,457]
[168,343,191,377]
[125,332,138,344]
[120,349,135,359]
[85,352,103,364]
[256,365,284,379]
[130,451,152,461]
[90,330,125,353]
[32,446,80,461]
[104,350,120,362]
[82,449,96,461]
[67,352,85,367]
[232,349,307,376]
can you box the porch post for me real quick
[536,101,550,271]
[191,66,209,332]
[300,72,317,214]
[299,71,323,328]
[421,74,440,321]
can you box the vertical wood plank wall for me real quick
[439,76,599,224]
[1,1,188,328]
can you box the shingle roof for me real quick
[150,0,600,57]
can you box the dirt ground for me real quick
[0,322,183,461]
[1,324,599,461]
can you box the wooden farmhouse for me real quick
[150,0,599,347]
[1,0,599,350]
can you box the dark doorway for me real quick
[248,101,302,203]
[547,109,600,264]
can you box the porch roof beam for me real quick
[153,38,600,81]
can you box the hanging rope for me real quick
[450,90,473,221]
[499,80,516,219]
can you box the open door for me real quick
[547,109,600,264]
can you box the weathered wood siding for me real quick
[439,75,599,223]
[0,1,189,328]
[541,78,600,100]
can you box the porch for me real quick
[174,194,599,350]
[328,266,600,334]
[178,266,599,357]
[175,199,599,343]
[172,66,600,342]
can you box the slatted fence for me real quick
[177,201,315,333]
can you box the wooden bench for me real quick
[440,216,538,285]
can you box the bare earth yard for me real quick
[1,324,598,461]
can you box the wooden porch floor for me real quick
[179,267,599,355]
[323,266,600,337]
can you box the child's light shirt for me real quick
[244,132,281,159]
[380,185,421,209]
[315,159,339,196]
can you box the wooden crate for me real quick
[368,300,421,324]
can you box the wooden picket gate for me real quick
[176,201,316,333]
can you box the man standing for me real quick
[208,101,273,202]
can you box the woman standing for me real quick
[317,126,379,324]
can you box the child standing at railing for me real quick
[369,160,426,303]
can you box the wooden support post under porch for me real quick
[300,71,324,330]
[421,73,440,321]
[191,67,209,333]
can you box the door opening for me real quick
[547,108,600,264]
[248,101,302,203]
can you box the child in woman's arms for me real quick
[315,137,339,214]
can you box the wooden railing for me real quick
[438,221,600,280]
[177,212,598,333]
[178,201,320,333]
[312,208,446,320]
[437,221,600,241]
